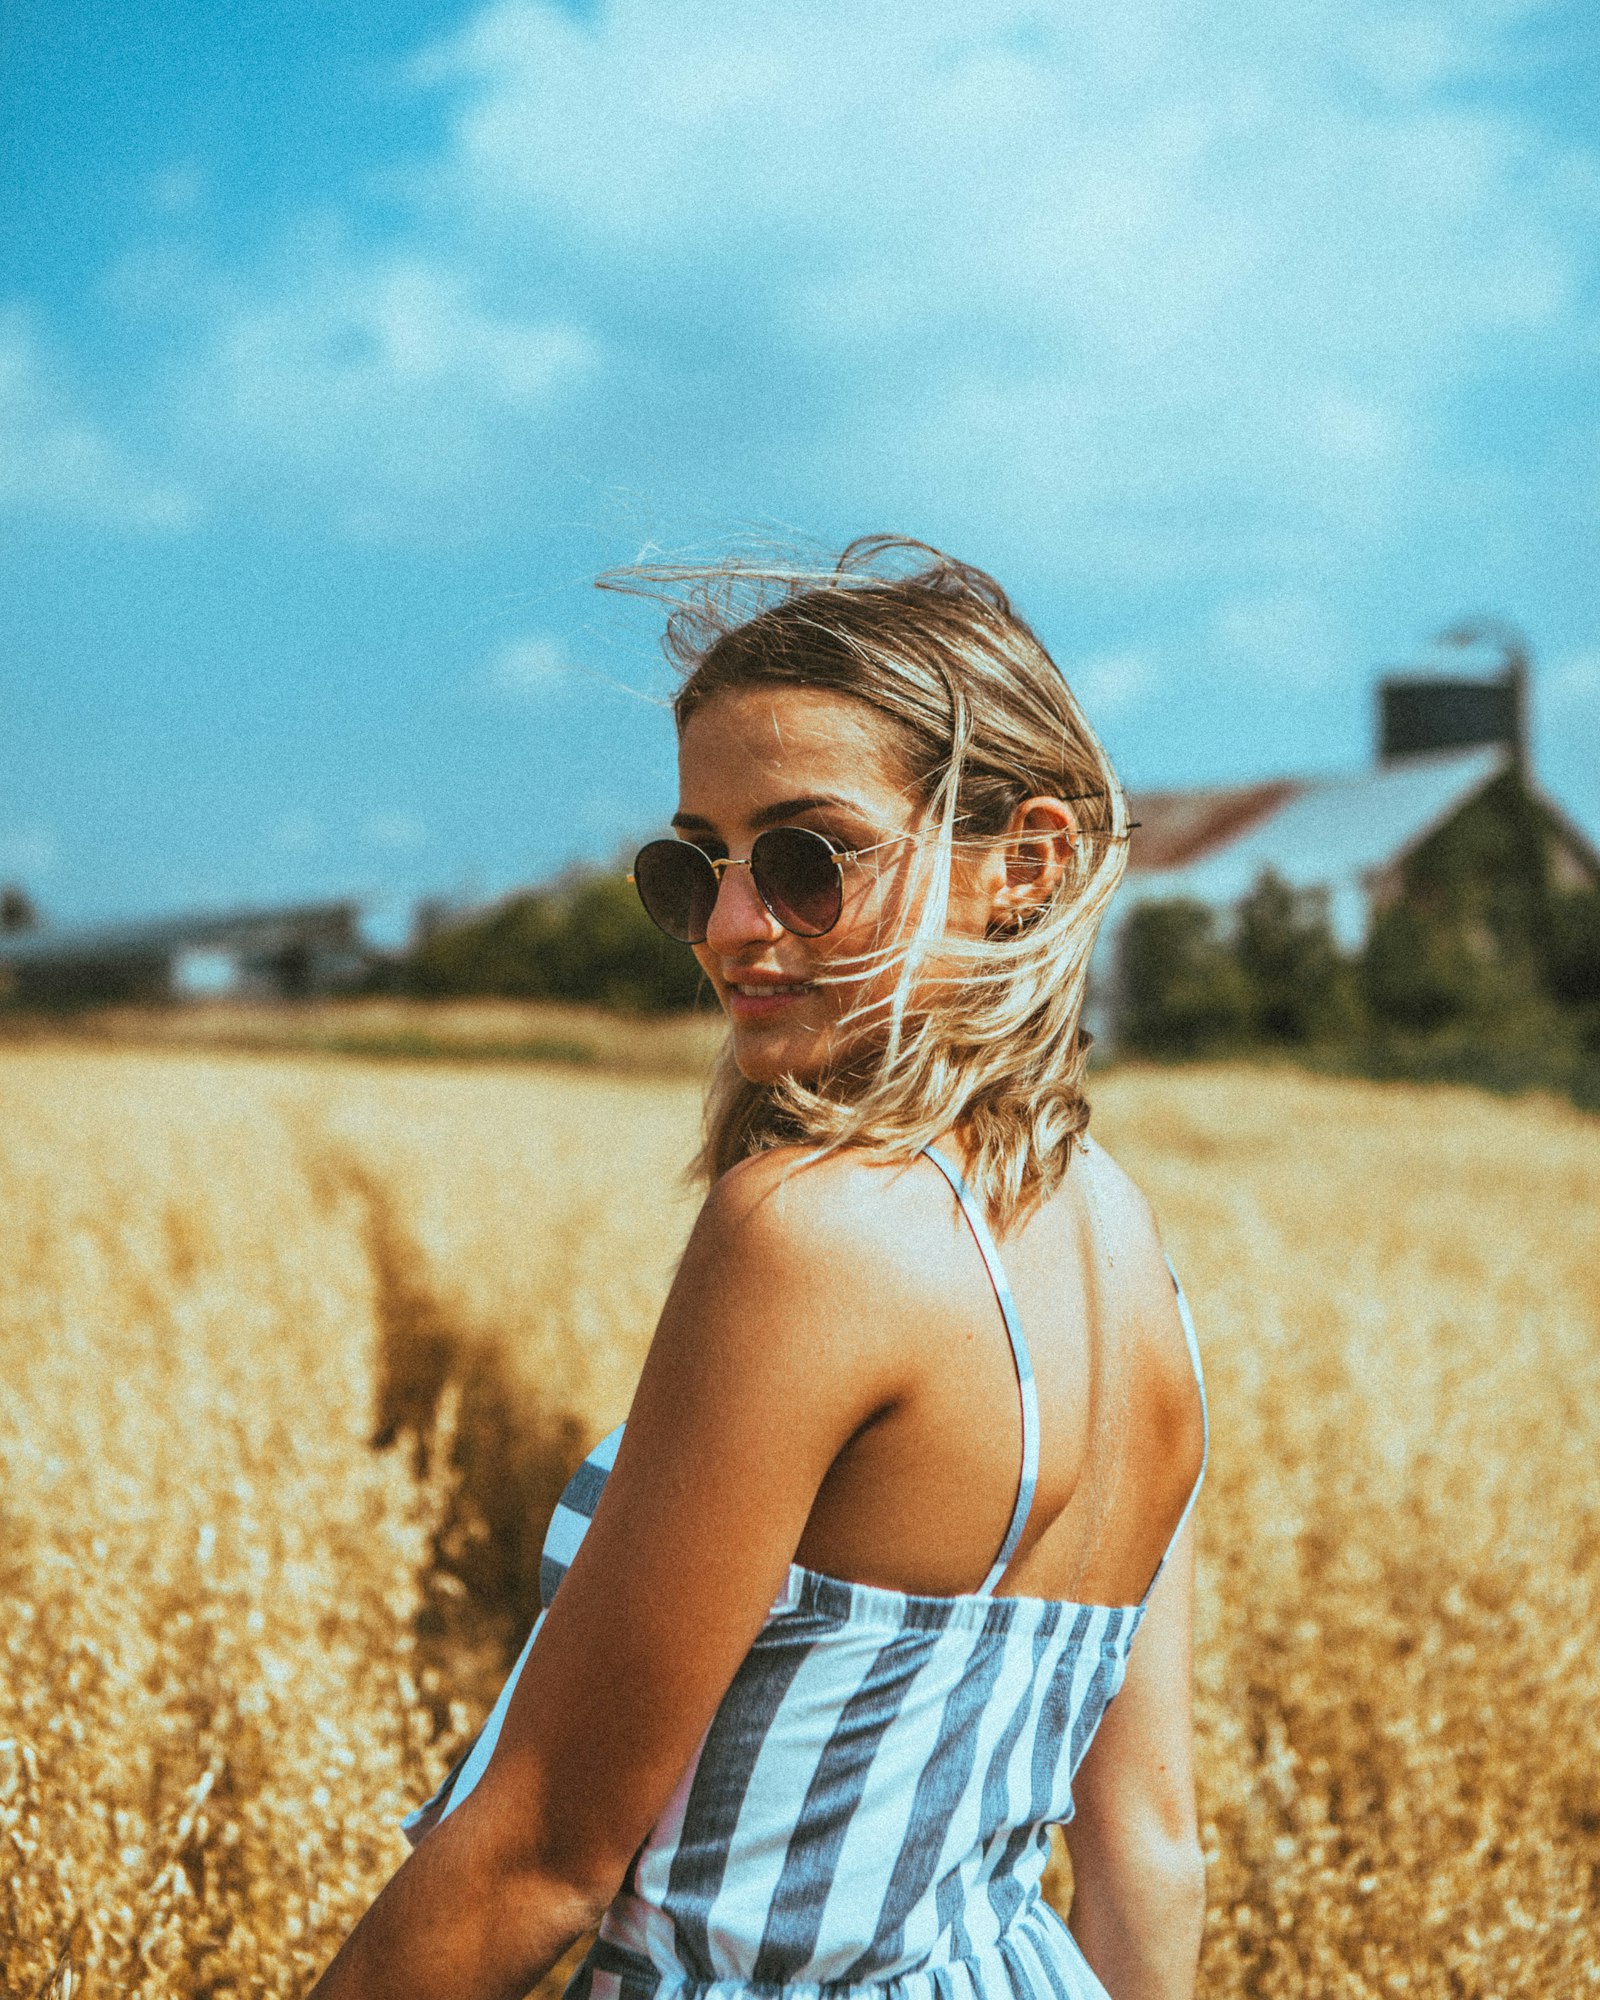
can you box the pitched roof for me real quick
[1123,745,1509,907]
[1127,779,1307,871]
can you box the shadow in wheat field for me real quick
[339,1166,588,1715]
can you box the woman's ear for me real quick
[990,797,1080,928]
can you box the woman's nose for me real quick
[703,860,783,953]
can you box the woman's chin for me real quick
[724,1016,836,1096]
[728,1019,825,1088]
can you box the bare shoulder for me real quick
[1077,1137,1171,1283]
[665,1145,961,1392]
[697,1144,955,1294]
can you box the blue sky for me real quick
[3,0,1597,939]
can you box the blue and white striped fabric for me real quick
[403,1145,1207,2000]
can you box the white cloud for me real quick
[1549,650,1600,703]
[15,0,1594,579]
[1070,651,1157,717]
[0,823,57,878]
[173,241,595,528]
[149,164,206,214]
[269,811,321,854]
[479,632,572,697]
[362,812,428,851]
[1213,592,1351,685]
[1307,392,1405,470]
[218,251,588,414]
[0,308,194,530]
[402,0,1595,569]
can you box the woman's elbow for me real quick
[488,1829,625,1934]
[443,1789,626,1940]
[1064,1820,1205,2000]
[1151,1831,1206,1924]
[1128,1822,1204,1907]
[1068,1808,1207,1926]
[492,1853,617,1947]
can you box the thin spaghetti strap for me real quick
[921,1144,1040,1597]
[1136,1257,1209,1609]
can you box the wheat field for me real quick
[1,1043,1597,1997]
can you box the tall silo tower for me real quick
[1378,618,1530,780]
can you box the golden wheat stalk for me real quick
[35,1919,85,2000]
[1,1044,1595,1997]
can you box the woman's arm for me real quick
[306,1153,921,2000]
[1061,1515,1205,2000]
[301,1797,608,2000]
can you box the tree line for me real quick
[1119,868,1600,1109]
[404,872,708,1014]
[402,779,1600,1112]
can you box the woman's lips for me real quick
[724,980,815,1021]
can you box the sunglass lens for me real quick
[753,826,842,937]
[633,841,718,942]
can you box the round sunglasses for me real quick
[630,826,913,943]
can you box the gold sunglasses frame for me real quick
[628,828,918,941]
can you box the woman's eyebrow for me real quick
[671,794,860,834]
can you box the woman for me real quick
[310,539,1207,2000]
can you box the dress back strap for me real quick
[921,1145,1040,1597]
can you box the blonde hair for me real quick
[605,536,1129,1229]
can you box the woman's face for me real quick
[675,685,962,1087]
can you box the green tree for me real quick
[408,871,707,1013]
[1399,772,1555,967]
[0,884,38,933]
[1233,871,1354,1044]
[1117,900,1252,1058]
[1545,887,1600,1009]
[1360,903,1482,1033]
[540,875,707,1011]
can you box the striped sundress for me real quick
[403,1144,1208,2000]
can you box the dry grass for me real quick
[0,1051,448,1998]
[1091,1070,1600,1994]
[1,1045,1596,1995]
[0,998,726,1078]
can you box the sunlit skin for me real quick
[673,684,1078,1086]
[306,682,1205,2000]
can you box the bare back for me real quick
[387,1125,1208,2000]
[793,1134,1205,1608]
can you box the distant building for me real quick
[0,900,370,1008]
[1089,640,1600,1043]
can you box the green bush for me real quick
[1117,900,1252,1059]
[1359,903,1483,1033]
[1233,872,1358,1044]
[1112,827,1600,1114]
[408,872,707,1014]
[1545,888,1600,1008]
